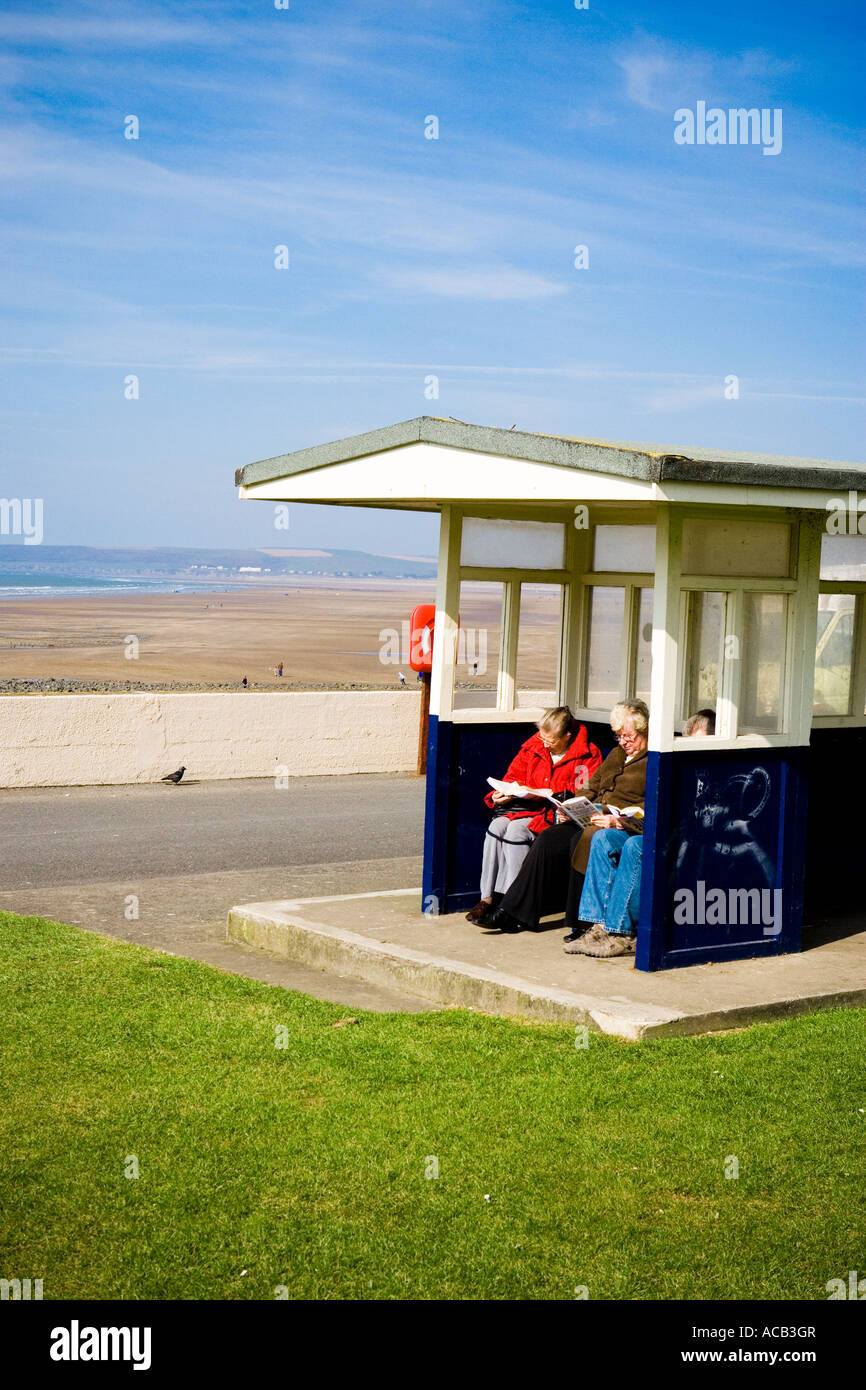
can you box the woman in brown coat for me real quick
[482,700,649,934]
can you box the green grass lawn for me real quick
[1,910,863,1301]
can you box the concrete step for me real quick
[226,889,866,1042]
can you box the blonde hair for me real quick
[538,706,578,740]
[683,708,716,737]
[610,699,649,734]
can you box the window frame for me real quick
[450,505,655,724]
[445,502,837,740]
[656,506,824,754]
[577,575,655,713]
[811,583,866,727]
[675,580,796,740]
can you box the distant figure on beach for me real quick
[242,676,248,689]
[398,671,407,688]
[277,661,283,677]
[273,666,278,677]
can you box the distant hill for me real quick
[0,545,438,580]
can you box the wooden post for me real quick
[416,671,431,775]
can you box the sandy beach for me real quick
[0,578,563,691]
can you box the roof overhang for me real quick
[235,416,866,512]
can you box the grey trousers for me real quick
[480,816,537,897]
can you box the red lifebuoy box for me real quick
[409,604,435,672]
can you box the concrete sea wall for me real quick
[0,691,421,787]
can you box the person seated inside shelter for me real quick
[681,708,716,739]
[481,700,650,934]
[465,706,602,926]
[564,707,716,959]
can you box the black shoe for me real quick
[563,922,593,943]
[486,907,524,933]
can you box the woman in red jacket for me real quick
[466,707,602,925]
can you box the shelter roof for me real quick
[236,416,866,495]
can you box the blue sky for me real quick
[1,0,863,552]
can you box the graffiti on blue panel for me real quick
[668,764,782,946]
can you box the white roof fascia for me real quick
[238,441,655,507]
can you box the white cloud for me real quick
[615,38,801,115]
[616,47,676,113]
[381,266,568,300]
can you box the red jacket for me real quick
[484,727,603,835]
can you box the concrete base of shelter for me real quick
[227,890,866,1041]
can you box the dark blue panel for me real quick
[635,750,670,972]
[422,717,612,915]
[806,727,866,917]
[421,713,450,914]
[638,746,807,971]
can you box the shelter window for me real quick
[455,512,571,717]
[634,587,654,703]
[460,518,565,569]
[585,586,626,709]
[813,536,866,724]
[813,594,857,717]
[820,535,866,581]
[682,518,791,578]
[682,591,725,716]
[678,587,791,737]
[515,583,564,711]
[453,580,503,711]
[676,518,796,740]
[739,592,788,734]
[593,525,655,572]
[581,581,654,711]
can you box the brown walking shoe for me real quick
[569,928,636,958]
[563,922,607,954]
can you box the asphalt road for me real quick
[0,773,432,1011]
[0,773,426,890]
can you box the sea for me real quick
[0,574,241,598]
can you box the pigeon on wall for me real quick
[161,766,186,784]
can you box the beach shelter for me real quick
[236,417,866,971]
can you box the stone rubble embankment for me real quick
[0,678,399,695]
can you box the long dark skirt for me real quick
[499,820,584,930]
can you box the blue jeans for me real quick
[577,830,642,936]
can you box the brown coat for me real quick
[571,746,648,874]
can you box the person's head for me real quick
[537,706,578,754]
[683,708,716,737]
[610,699,649,757]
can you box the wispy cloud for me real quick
[3,113,863,289]
[381,266,567,301]
[0,13,225,47]
[615,37,801,113]
[0,0,861,531]
[616,44,676,113]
